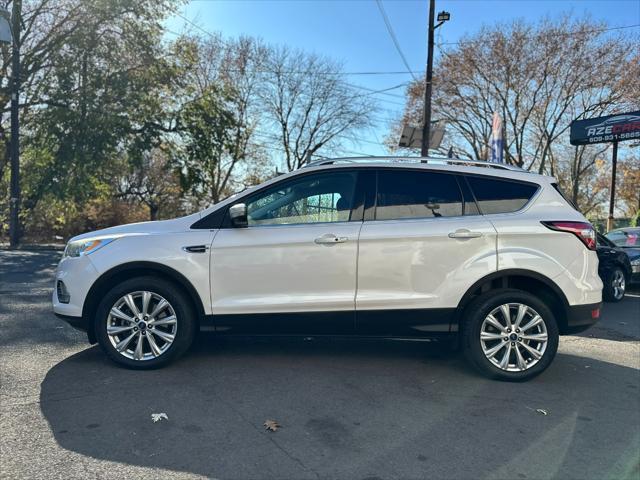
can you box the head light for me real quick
[63,237,116,258]
[631,258,640,266]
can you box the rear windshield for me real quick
[606,229,640,248]
[465,176,538,214]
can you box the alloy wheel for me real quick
[612,270,626,300]
[106,291,178,361]
[480,303,548,372]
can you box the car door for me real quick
[356,168,497,336]
[210,169,363,334]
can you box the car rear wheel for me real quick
[603,267,626,302]
[95,277,196,369]
[461,289,559,381]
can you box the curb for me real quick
[0,244,65,252]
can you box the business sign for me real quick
[570,111,640,145]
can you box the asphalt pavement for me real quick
[1,250,639,480]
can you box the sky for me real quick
[167,0,640,159]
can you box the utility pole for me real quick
[421,0,449,157]
[607,141,618,232]
[421,0,435,157]
[8,0,21,248]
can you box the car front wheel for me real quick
[461,289,559,381]
[94,276,196,369]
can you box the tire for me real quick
[94,276,197,369]
[603,267,626,303]
[461,289,559,381]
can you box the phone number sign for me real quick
[570,111,640,146]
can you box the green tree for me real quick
[117,148,183,221]
[176,86,241,204]
[2,0,181,238]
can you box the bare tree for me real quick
[551,142,610,214]
[260,46,376,171]
[396,16,636,171]
[172,34,269,203]
[614,156,640,219]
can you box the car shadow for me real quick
[39,336,640,480]
[579,293,640,342]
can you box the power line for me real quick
[437,23,640,47]
[250,132,380,160]
[170,11,402,157]
[346,82,408,107]
[346,82,407,100]
[172,11,412,111]
[174,11,422,76]
[374,0,418,81]
[253,129,388,148]
[175,11,220,41]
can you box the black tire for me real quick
[94,276,197,369]
[602,267,626,303]
[461,289,559,381]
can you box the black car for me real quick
[605,227,640,285]
[596,233,632,302]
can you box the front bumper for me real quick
[630,265,640,284]
[52,255,100,317]
[562,302,602,334]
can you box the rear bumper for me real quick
[562,302,602,334]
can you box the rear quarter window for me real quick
[466,176,538,214]
[551,183,578,211]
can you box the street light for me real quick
[0,2,21,248]
[437,11,451,23]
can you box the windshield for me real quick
[596,233,615,248]
[605,228,640,248]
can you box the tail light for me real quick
[541,221,596,250]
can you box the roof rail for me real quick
[302,156,525,172]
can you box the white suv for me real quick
[53,157,602,380]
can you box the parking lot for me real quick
[1,249,639,480]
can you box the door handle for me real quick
[448,229,483,239]
[182,245,209,253]
[314,234,348,245]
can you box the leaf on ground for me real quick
[536,409,548,416]
[151,413,169,423]
[264,419,280,431]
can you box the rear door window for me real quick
[465,176,538,214]
[375,170,463,220]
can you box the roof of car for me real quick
[300,156,551,183]
[608,227,640,233]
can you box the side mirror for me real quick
[229,203,248,228]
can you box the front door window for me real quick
[245,171,357,226]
